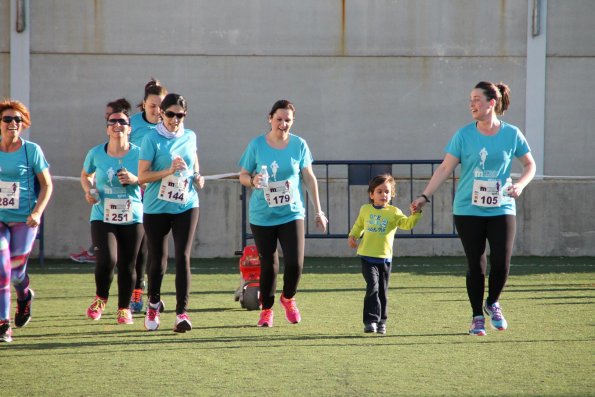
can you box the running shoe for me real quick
[0,320,12,343]
[280,294,301,324]
[144,300,163,331]
[14,288,34,328]
[377,322,387,335]
[257,309,274,327]
[70,248,96,263]
[116,308,133,325]
[483,301,508,330]
[364,322,378,333]
[469,315,487,336]
[86,296,107,320]
[173,313,192,333]
[129,289,144,313]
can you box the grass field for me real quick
[2,256,594,397]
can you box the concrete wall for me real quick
[546,1,595,176]
[1,1,594,257]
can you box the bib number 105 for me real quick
[478,196,498,206]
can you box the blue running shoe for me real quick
[483,301,508,330]
[129,289,143,313]
[469,315,487,336]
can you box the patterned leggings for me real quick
[0,222,37,320]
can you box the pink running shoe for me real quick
[116,308,133,324]
[86,296,107,320]
[173,313,192,333]
[280,294,301,324]
[144,301,163,331]
[257,309,274,327]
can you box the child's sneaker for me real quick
[280,294,301,324]
[86,296,107,320]
[469,315,487,336]
[144,301,163,331]
[14,288,34,328]
[173,313,192,333]
[257,309,274,327]
[377,322,386,335]
[483,301,508,330]
[129,289,144,313]
[364,322,378,333]
[0,320,12,343]
[116,308,133,324]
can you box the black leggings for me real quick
[144,208,199,314]
[91,221,144,309]
[250,220,305,309]
[134,235,149,290]
[454,215,516,316]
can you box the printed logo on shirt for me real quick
[502,150,512,164]
[106,167,118,186]
[479,147,488,169]
[270,161,279,182]
[474,147,498,178]
[366,214,388,233]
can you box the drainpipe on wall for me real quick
[525,0,547,178]
[10,0,31,139]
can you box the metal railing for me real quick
[239,160,458,249]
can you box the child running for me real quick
[348,174,421,334]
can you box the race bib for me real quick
[264,180,294,208]
[0,181,20,209]
[159,174,189,204]
[104,198,133,224]
[472,179,501,207]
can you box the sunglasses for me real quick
[107,118,130,126]
[1,116,24,124]
[163,111,186,119]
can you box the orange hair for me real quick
[0,98,31,128]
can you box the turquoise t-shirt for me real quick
[130,112,157,147]
[0,139,50,222]
[83,143,143,224]
[139,127,199,214]
[238,133,313,226]
[445,121,531,216]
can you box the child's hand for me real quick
[348,236,358,249]
[410,196,427,213]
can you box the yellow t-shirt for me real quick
[349,204,422,259]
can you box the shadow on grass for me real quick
[5,329,592,357]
